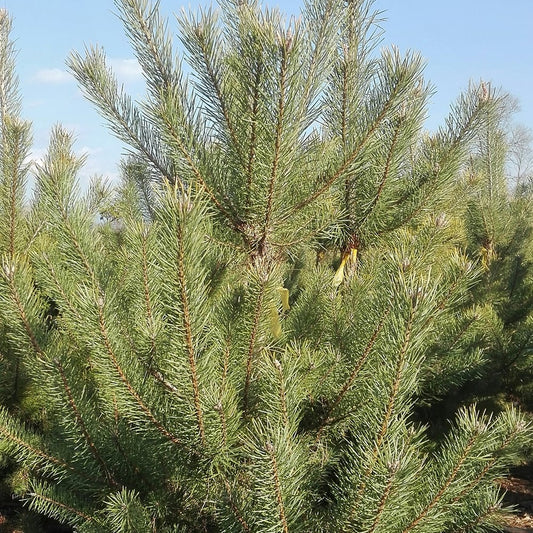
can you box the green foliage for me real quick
[0,9,34,412]
[459,89,533,408]
[0,1,531,532]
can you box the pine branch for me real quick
[54,360,118,488]
[140,225,158,381]
[259,35,289,250]
[27,487,95,525]
[315,301,391,440]
[367,466,396,533]
[96,300,183,448]
[341,54,350,213]
[0,118,31,263]
[222,478,252,533]
[243,280,266,414]
[0,10,21,119]
[442,85,488,151]
[175,215,206,445]
[68,47,173,181]
[3,263,46,362]
[39,253,84,322]
[245,62,263,207]
[300,0,342,116]
[184,11,243,160]
[349,305,415,520]
[401,431,479,533]
[290,79,403,215]
[375,309,414,449]
[36,131,189,453]
[339,0,366,219]
[265,441,289,533]
[450,505,501,533]
[6,122,24,259]
[273,359,289,428]
[116,0,180,97]
[0,414,75,477]
[451,423,522,505]
[158,110,241,227]
[34,126,95,282]
[359,117,403,228]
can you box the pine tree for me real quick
[0,1,531,532]
[0,9,33,410]
[461,89,533,408]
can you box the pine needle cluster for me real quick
[0,1,531,532]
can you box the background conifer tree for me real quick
[461,91,533,409]
[0,8,33,410]
[0,1,531,532]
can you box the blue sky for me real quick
[5,0,533,186]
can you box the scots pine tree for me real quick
[0,9,33,410]
[462,90,533,408]
[0,1,531,532]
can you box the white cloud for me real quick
[109,58,143,82]
[27,147,47,167]
[78,145,103,157]
[33,59,143,87]
[33,68,73,84]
